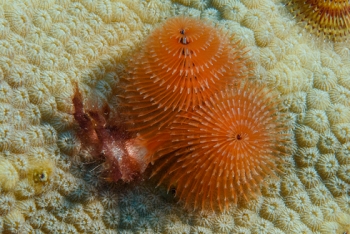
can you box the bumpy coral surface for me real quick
[0,0,350,233]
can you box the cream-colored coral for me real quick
[221,0,247,22]
[0,159,19,191]
[0,0,350,233]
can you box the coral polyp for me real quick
[122,16,251,133]
[72,87,165,182]
[150,82,292,211]
[287,0,350,41]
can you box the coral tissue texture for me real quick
[0,0,349,234]
[151,82,292,211]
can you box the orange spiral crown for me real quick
[149,81,292,211]
[122,17,251,134]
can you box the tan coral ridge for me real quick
[0,0,350,233]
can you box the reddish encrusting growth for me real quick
[72,87,165,182]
